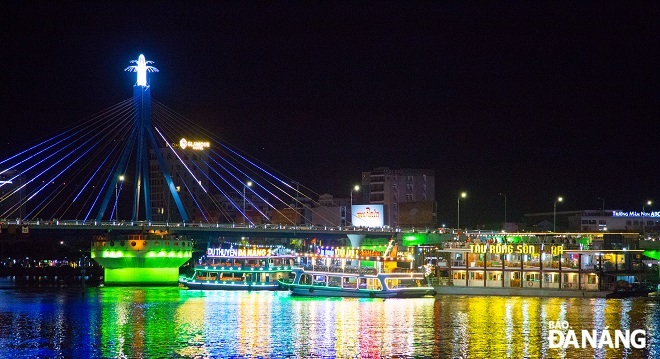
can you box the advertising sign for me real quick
[179,138,210,150]
[351,204,384,227]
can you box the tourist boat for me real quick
[281,245,436,298]
[179,244,296,290]
[426,233,651,298]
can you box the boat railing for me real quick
[301,265,379,276]
[299,264,426,275]
[443,242,471,249]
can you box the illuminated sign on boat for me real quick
[207,247,272,257]
[351,204,384,227]
[315,247,383,258]
[469,243,564,256]
[180,138,210,150]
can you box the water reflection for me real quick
[0,288,657,358]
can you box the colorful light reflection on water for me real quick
[0,287,658,358]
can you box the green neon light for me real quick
[643,250,660,261]
[506,236,522,244]
[104,267,180,284]
[402,233,427,246]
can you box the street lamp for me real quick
[553,196,563,232]
[350,185,360,206]
[597,197,605,216]
[243,181,253,223]
[643,200,652,214]
[350,185,360,225]
[457,192,467,230]
[115,175,124,221]
[498,193,507,225]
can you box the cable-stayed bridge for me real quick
[0,55,398,245]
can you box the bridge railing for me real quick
[1,219,404,233]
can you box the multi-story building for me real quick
[149,145,209,222]
[361,167,435,227]
[311,193,351,227]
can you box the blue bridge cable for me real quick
[23,100,136,218]
[147,126,189,222]
[151,112,247,223]
[95,123,139,222]
[0,98,133,171]
[152,101,325,224]
[55,104,136,210]
[21,111,131,220]
[87,119,137,222]
[0,98,135,191]
[67,114,135,219]
[152,109,272,224]
[0,109,131,219]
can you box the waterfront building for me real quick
[309,194,352,226]
[525,209,660,237]
[149,145,210,222]
[361,167,435,227]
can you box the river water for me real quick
[0,286,657,358]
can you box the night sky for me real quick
[1,2,658,227]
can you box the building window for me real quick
[406,194,413,201]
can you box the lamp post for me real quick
[643,200,652,236]
[350,185,360,225]
[115,175,124,221]
[457,192,467,230]
[243,181,252,223]
[597,197,605,216]
[553,196,563,232]
[498,193,507,225]
[643,200,652,214]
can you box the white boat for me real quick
[281,246,436,298]
[179,244,296,290]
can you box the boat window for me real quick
[313,275,327,286]
[367,278,383,290]
[342,277,358,289]
[300,274,313,285]
[358,278,367,289]
[196,271,218,281]
[220,272,244,281]
[385,278,423,289]
[328,276,342,287]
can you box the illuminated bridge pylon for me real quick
[95,55,188,222]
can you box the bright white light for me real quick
[125,54,158,87]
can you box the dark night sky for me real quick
[0,2,658,227]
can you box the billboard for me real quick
[351,204,384,227]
